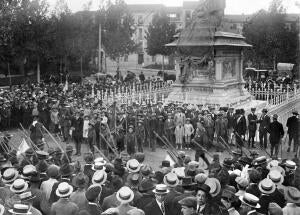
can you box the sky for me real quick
[48,0,300,14]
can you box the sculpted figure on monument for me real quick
[192,0,226,27]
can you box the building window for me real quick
[138,28,143,40]
[138,54,144,65]
[124,55,128,62]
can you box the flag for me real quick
[63,80,68,93]
[17,138,30,156]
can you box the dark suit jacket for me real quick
[270,188,285,208]
[235,116,247,136]
[258,115,271,133]
[269,121,284,144]
[135,192,155,211]
[164,189,181,215]
[286,116,298,135]
[257,194,272,215]
[144,199,164,215]
[248,113,258,133]
[227,112,235,129]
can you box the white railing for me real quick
[96,81,173,106]
[247,83,299,107]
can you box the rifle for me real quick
[191,139,213,158]
[99,133,119,157]
[162,135,180,157]
[153,131,182,165]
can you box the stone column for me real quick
[215,58,223,81]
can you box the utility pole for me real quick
[99,23,102,73]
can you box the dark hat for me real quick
[273,114,278,119]
[0,154,7,162]
[72,172,89,188]
[84,153,94,164]
[251,108,256,111]
[36,160,49,173]
[160,160,170,168]
[262,108,268,113]
[292,111,299,115]
[239,157,253,166]
[178,196,197,209]
[138,178,156,193]
[153,171,164,184]
[181,176,196,188]
[248,169,261,183]
[140,164,153,177]
[196,183,211,195]
[85,184,102,202]
[29,172,41,183]
[47,165,60,178]
[59,163,74,177]
[222,158,233,168]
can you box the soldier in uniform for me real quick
[136,120,145,152]
[125,125,136,156]
[248,108,258,148]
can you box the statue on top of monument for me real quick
[192,0,226,28]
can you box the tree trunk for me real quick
[162,55,165,78]
[37,59,40,83]
[64,55,67,73]
[80,56,83,83]
[7,62,11,86]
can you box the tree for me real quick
[145,11,176,59]
[243,0,298,70]
[101,0,136,62]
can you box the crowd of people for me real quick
[0,78,299,215]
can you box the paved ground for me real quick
[5,129,297,171]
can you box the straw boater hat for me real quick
[204,177,221,197]
[126,159,141,173]
[285,160,297,170]
[92,162,106,171]
[153,184,169,195]
[239,193,260,209]
[8,204,32,215]
[19,191,36,202]
[267,160,280,170]
[267,170,284,185]
[163,173,179,187]
[284,186,300,204]
[2,168,19,184]
[258,178,276,194]
[92,170,107,185]
[94,157,107,166]
[116,186,134,204]
[10,179,28,194]
[56,182,73,198]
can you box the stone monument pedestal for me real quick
[166,31,267,110]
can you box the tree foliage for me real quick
[243,0,298,69]
[0,0,136,76]
[146,11,176,56]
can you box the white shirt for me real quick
[156,200,165,214]
[40,178,58,201]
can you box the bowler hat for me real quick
[47,165,60,178]
[181,176,196,188]
[292,111,299,115]
[196,183,211,195]
[138,179,155,193]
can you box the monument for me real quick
[165,0,266,110]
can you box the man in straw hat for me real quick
[282,186,300,214]
[239,193,260,215]
[144,184,169,215]
[8,204,32,215]
[115,186,137,215]
[50,182,79,215]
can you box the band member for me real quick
[248,108,258,148]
